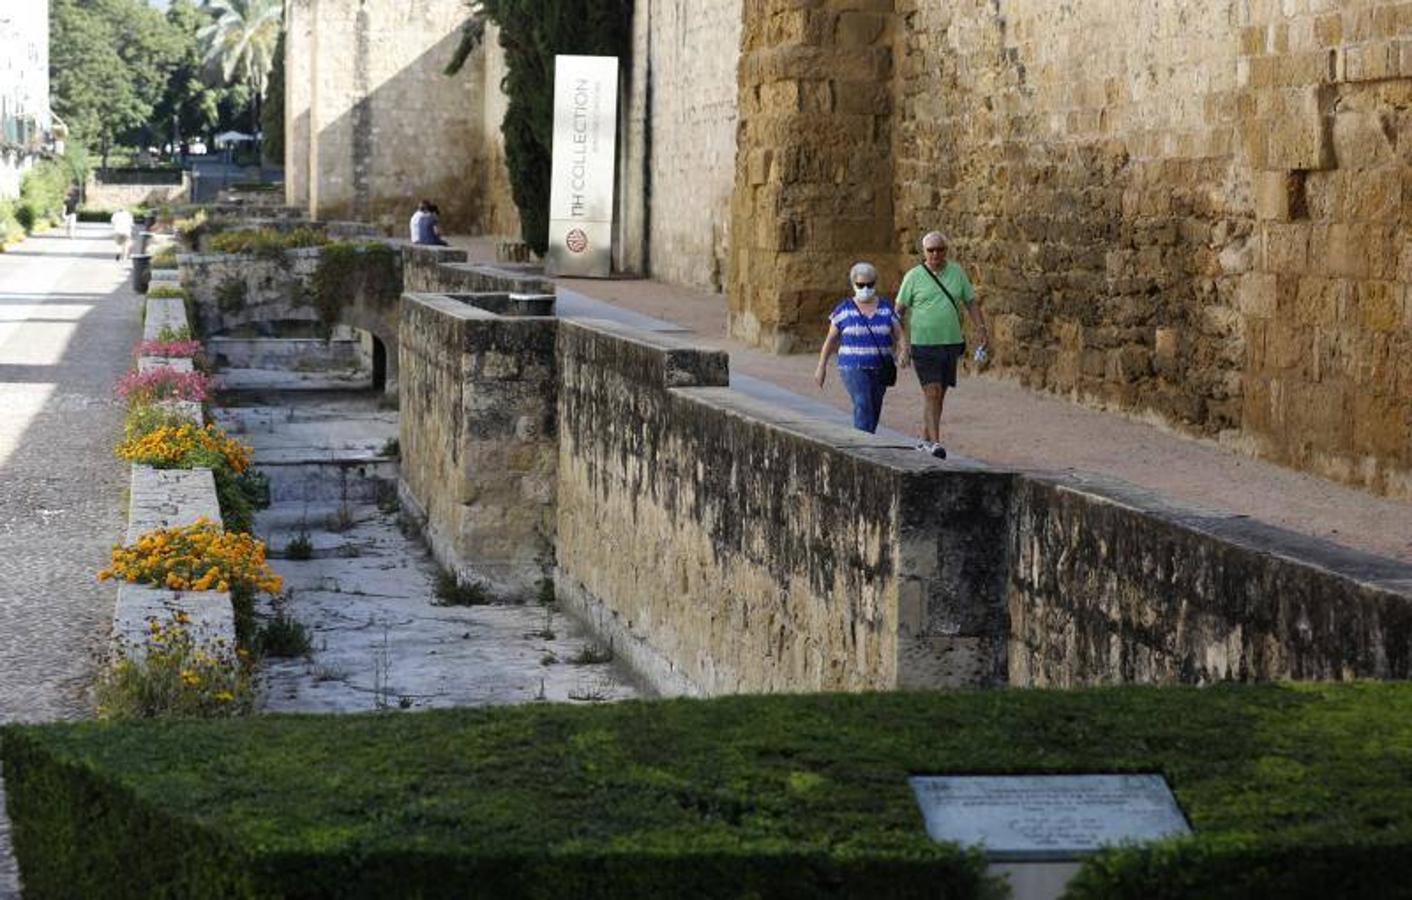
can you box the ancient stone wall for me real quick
[553,320,1009,694]
[728,0,898,352]
[398,293,556,598]
[83,173,191,211]
[284,0,313,210]
[288,0,516,236]
[727,0,1411,496]
[625,0,743,291]
[1007,475,1412,685]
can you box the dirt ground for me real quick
[449,237,1411,564]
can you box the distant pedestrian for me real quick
[814,261,905,434]
[409,199,430,242]
[110,209,134,262]
[423,203,449,247]
[896,231,989,459]
[63,187,80,239]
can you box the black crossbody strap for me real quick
[921,264,964,321]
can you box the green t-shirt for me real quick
[896,261,975,346]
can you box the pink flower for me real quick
[116,368,211,404]
[135,339,204,359]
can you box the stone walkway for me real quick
[449,236,1412,564]
[0,225,138,895]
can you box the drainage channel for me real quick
[211,351,640,714]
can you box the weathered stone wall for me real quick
[396,306,1412,696]
[1007,475,1412,685]
[729,1,897,351]
[180,246,404,391]
[725,0,1411,496]
[398,293,557,597]
[284,0,313,210]
[83,172,191,210]
[290,0,512,235]
[554,320,1009,694]
[625,0,743,291]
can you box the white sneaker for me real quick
[915,440,933,453]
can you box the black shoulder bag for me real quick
[851,300,897,387]
[920,265,967,354]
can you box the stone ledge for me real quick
[142,297,188,342]
[112,585,236,653]
[126,466,222,543]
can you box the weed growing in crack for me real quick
[570,642,614,666]
[327,501,356,533]
[434,570,490,606]
[256,609,312,658]
[568,676,613,703]
[372,626,392,711]
[537,576,555,606]
[540,652,558,666]
[286,529,313,560]
[524,606,555,641]
[378,437,400,458]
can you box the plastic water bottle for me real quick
[973,345,988,365]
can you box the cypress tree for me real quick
[451,1,633,255]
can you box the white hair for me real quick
[921,231,949,250]
[848,261,877,286]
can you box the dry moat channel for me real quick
[208,333,639,713]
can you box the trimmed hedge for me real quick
[5,685,1412,898]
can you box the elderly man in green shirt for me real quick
[895,231,990,458]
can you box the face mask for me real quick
[854,286,876,301]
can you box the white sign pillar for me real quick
[546,55,619,278]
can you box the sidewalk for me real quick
[450,236,1411,564]
[0,224,139,895]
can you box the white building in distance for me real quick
[0,1,52,199]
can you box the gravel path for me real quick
[0,225,136,896]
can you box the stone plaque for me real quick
[910,774,1190,861]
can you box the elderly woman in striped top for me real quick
[813,261,909,434]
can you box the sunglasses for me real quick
[853,282,876,289]
[925,246,947,253]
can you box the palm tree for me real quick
[197,0,283,147]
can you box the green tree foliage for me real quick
[449,1,633,254]
[260,29,286,166]
[197,0,283,138]
[50,0,185,155]
[149,0,227,151]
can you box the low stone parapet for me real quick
[110,296,237,653]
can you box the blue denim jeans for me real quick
[840,367,887,433]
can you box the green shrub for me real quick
[453,1,633,255]
[8,684,1412,898]
[311,241,401,326]
[207,225,328,257]
[0,201,23,247]
[17,158,70,233]
[76,208,115,223]
[150,246,179,269]
[146,285,188,300]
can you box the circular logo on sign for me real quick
[565,228,589,254]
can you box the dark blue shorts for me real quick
[911,343,965,388]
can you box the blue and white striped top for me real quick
[829,299,897,370]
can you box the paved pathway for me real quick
[0,225,137,895]
[451,237,1412,564]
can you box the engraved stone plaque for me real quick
[910,774,1191,861]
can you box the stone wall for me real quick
[621,0,743,291]
[554,320,1009,694]
[286,0,516,235]
[180,245,404,391]
[399,308,1412,696]
[1008,474,1412,685]
[398,293,557,598]
[728,0,897,351]
[723,0,1412,496]
[83,172,191,210]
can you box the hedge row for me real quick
[5,684,1412,898]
